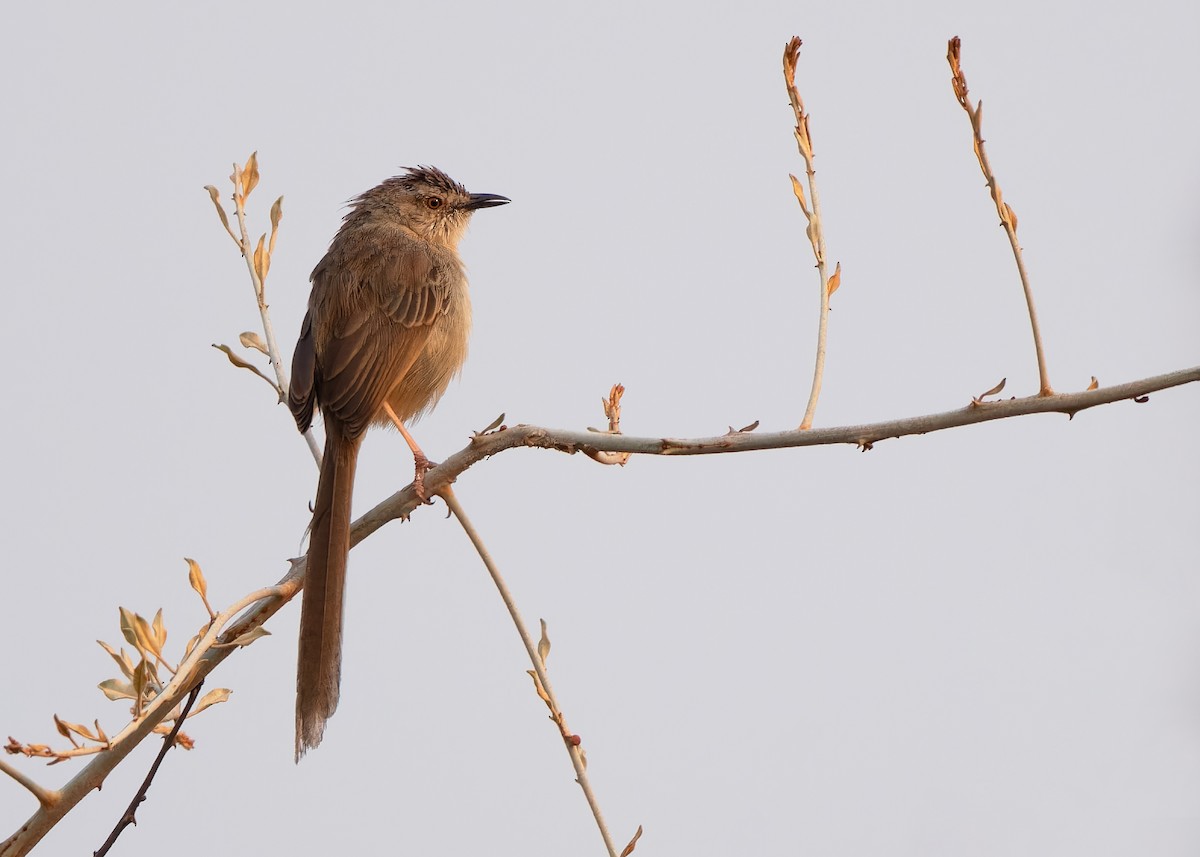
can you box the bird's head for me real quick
[352,166,509,248]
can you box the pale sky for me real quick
[2,2,1198,855]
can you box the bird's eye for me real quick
[425,196,443,209]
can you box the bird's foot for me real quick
[412,452,433,502]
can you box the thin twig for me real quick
[219,158,322,465]
[93,681,204,857]
[784,37,838,430]
[438,487,619,857]
[947,36,1053,396]
[0,759,57,809]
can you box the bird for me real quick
[288,166,509,758]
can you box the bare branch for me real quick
[784,36,839,429]
[93,682,204,857]
[947,36,1053,396]
[439,487,619,857]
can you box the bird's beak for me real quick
[464,192,511,210]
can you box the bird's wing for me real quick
[289,310,318,433]
[309,241,455,438]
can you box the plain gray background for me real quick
[2,1,1198,854]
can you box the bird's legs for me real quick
[382,402,432,500]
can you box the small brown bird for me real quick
[288,167,509,758]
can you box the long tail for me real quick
[295,422,359,760]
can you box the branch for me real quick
[355,367,1200,542]
[440,488,620,857]
[93,681,204,857]
[947,36,1053,396]
[1,586,287,857]
[5,365,1193,855]
[0,759,56,810]
[783,36,839,430]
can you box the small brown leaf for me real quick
[826,261,842,297]
[265,198,284,259]
[537,619,549,667]
[98,678,137,702]
[1003,202,1018,232]
[238,332,269,355]
[132,660,149,710]
[227,626,270,648]
[526,670,552,705]
[212,343,277,389]
[189,688,232,716]
[183,633,201,661]
[979,377,1006,399]
[619,825,645,857]
[789,173,810,216]
[185,557,207,599]
[118,607,141,652]
[242,151,260,199]
[477,412,506,435]
[151,608,167,653]
[54,715,100,744]
[53,714,77,745]
[253,233,269,281]
[136,612,164,661]
[97,640,136,680]
[204,185,233,236]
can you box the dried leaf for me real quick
[238,332,269,355]
[477,412,506,435]
[537,619,551,667]
[1087,376,1099,391]
[253,233,269,281]
[118,607,141,652]
[227,626,270,647]
[132,660,149,707]
[137,612,164,661]
[1003,202,1018,232]
[185,557,207,599]
[98,678,137,702]
[267,196,284,259]
[526,670,552,705]
[204,185,233,236]
[979,377,1006,398]
[97,640,136,680]
[242,151,260,199]
[183,633,201,661]
[189,688,232,716]
[212,343,276,388]
[619,825,645,857]
[826,261,842,297]
[788,173,810,215]
[152,608,167,653]
[54,715,100,744]
[53,714,78,746]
